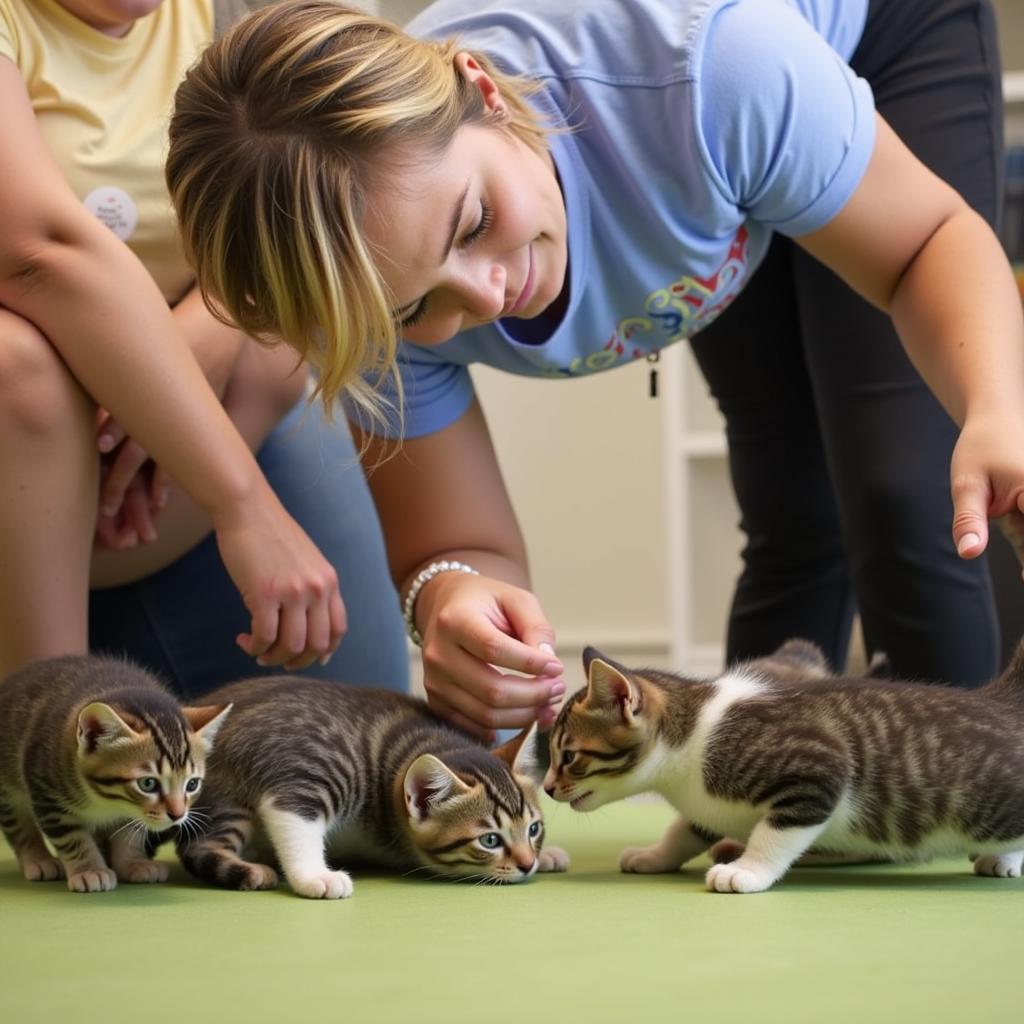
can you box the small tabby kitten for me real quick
[176,676,569,899]
[0,654,229,892]
[544,640,1024,892]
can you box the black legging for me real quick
[689,0,1006,686]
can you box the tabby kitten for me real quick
[175,676,569,899]
[544,640,1024,892]
[0,654,229,892]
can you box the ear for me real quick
[453,51,507,117]
[584,659,641,724]
[182,703,233,751]
[77,702,139,754]
[492,723,547,781]
[403,754,473,823]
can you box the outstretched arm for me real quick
[357,399,564,741]
[796,112,1024,567]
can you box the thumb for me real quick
[951,473,991,559]
[503,596,561,676]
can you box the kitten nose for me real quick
[516,857,536,874]
[544,784,555,797]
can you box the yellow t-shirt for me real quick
[0,0,214,303]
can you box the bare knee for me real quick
[0,311,92,436]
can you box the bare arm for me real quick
[0,58,343,667]
[357,399,564,740]
[796,112,1024,563]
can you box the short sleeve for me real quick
[0,1,18,63]
[694,0,876,236]
[343,347,476,440]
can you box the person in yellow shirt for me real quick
[0,0,408,696]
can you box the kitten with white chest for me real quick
[175,676,569,899]
[0,655,229,892]
[544,640,1024,892]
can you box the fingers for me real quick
[100,440,151,519]
[950,472,991,559]
[95,409,126,455]
[236,569,347,671]
[422,643,564,738]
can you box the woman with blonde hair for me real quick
[169,0,1024,739]
[0,0,408,696]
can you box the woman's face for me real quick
[363,67,568,346]
[56,1,162,36]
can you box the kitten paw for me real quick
[117,859,170,884]
[972,852,1024,878]
[708,839,745,865]
[620,845,682,874]
[22,856,65,882]
[538,846,570,872]
[290,869,353,899]
[68,868,118,893]
[705,860,775,893]
[237,864,279,891]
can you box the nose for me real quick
[165,800,186,822]
[544,783,555,797]
[457,258,506,321]
[515,853,536,874]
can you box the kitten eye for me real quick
[185,777,202,794]
[560,751,576,767]
[528,821,542,838]
[136,777,160,794]
[478,833,502,850]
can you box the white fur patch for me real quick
[658,670,766,837]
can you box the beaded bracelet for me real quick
[402,560,480,646]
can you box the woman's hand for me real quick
[93,409,169,549]
[949,411,1024,574]
[415,571,566,742]
[212,484,347,669]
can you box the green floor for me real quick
[1,799,1021,1024]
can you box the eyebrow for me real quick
[391,181,470,321]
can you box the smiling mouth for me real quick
[506,245,535,316]
[569,791,592,810]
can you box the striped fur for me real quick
[544,640,1024,892]
[174,676,568,899]
[0,655,228,892]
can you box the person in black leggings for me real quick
[691,0,1009,685]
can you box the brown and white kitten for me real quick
[0,654,230,892]
[544,640,1024,893]
[175,676,569,899]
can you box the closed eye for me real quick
[397,200,493,331]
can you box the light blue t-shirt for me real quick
[368,0,872,437]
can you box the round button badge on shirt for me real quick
[83,186,139,241]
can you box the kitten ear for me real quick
[403,754,473,822]
[492,723,547,781]
[182,703,233,751]
[77,702,139,754]
[584,659,641,724]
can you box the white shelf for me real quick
[1006,72,1024,105]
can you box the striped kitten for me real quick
[175,676,569,899]
[0,654,229,893]
[544,640,1024,893]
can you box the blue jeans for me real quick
[89,400,409,700]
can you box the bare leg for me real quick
[0,311,97,679]
[620,816,712,874]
